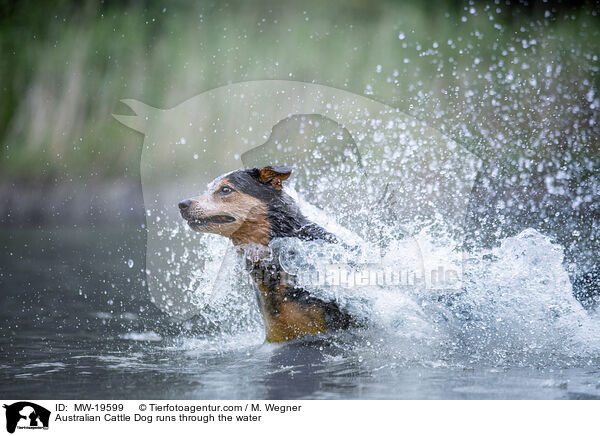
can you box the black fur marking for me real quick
[227,169,337,242]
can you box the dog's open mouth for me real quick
[186,215,236,226]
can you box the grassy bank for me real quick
[1,0,599,183]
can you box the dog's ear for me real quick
[257,166,292,189]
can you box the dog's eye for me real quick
[218,186,234,195]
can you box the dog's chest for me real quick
[248,261,327,342]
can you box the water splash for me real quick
[165,200,600,368]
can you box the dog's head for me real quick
[178,166,292,246]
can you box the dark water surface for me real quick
[2,227,600,400]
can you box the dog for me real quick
[178,166,354,342]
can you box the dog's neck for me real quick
[230,216,271,246]
[230,192,337,247]
[231,214,346,342]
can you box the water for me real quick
[2,226,600,400]
[2,1,599,402]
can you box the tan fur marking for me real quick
[254,282,326,342]
[185,178,270,244]
[258,167,291,190]
[229,200,270,246]
[264,302,326,342]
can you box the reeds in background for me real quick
[0,0,598,201]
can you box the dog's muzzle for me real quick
[178,199,235,228]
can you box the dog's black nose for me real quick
[178,199,192,210]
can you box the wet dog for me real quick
[178,166,353,342]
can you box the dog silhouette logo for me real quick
[113,80,481,321]
[3,402,50,434]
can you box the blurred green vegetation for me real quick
[0,0,598,182]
